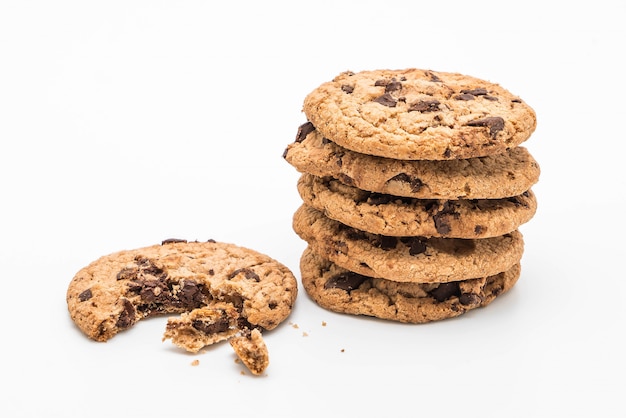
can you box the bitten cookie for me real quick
[66,239,298,345]
[297,173,537,238]
[303,68,536,160]
[292,205,524,283]
[283,123,540,199]
[300,247,520,323]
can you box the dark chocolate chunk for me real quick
[378,236,398,251]
[116,267,137,281]
[78,288,92,302]
[429,282,460,302]
[461,88,488,96]
[373,93,397,107]
[459,293,482,306]
[192,317,230,335]
[454,93,475,101]
[407,237,427,255]
[474,225,484,234]
[341,85,354,94]
[116,299,136,329]
[432,201,458,235]
[296,121,315,143]
[426,71,442,82]
[386,173,424,192]
[443,148,452,158]
[337,173,355,187]
[385,80,402,93]
[229,268,260,282]
[324,272,368,292]
[466,116,505,139]
[408,100,440,113]
[161,238,187,245]
[178,281,204,307]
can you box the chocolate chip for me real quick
[178,281,204,307]
[429,282,460,302]
[116,299,136,329]
[366,193,393,205]
[296,121,315,143]
[474,225,484,234]
[324,272,368,292]
[341,85,354,94]
[454,93,475,101]
[78,288,92,302]
[443,148,452,158]
[407,237,427,255]
[484,95,498,101]
[192,317,230,335]
[433,201,458,235]
[459,293,482,306]
[373,93,397,107]
[386,173,424,192]
[229,268,260,282]
[461,88,488,96]
[408,100,440,113]
[116,267,137,281]
[337,173,355,187]
[161,238,187,245]
[426,71,442,82]
[466,116,505,139]
[378,236,398,251]
[385,80,402,93]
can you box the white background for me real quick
[1,1,624,417]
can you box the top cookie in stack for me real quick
[283,68,539,324]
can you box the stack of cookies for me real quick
[283,68,539,323]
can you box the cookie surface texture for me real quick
[66,240,298,343]
[297,173,537,238]
[292,205,524,283]
[300,247,520,323]
[303,69,536,160]
[283,124,540,199]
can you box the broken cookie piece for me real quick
[230,328,269,376]
[162,302,240,353]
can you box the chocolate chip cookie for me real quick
[300,246,520,323]
[292,205,524,283]
[297,173,537,238]
[302,69,536,160]
[66,239,298,345]
[283,123,540,199]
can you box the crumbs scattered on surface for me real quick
[240,370,245,375]
[234,358,241,364]
[322,321,327,326]
[290,321,299,329]
[191,359,200,366]
[302,332,308,337]
[341,349,345,353]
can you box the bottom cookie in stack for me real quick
[300,246,520,323]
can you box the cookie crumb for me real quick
[302,332,308,337]
[341,349,345,353]
[321,321,327,326]
[291,322,299,329]
[191,359,200,366]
